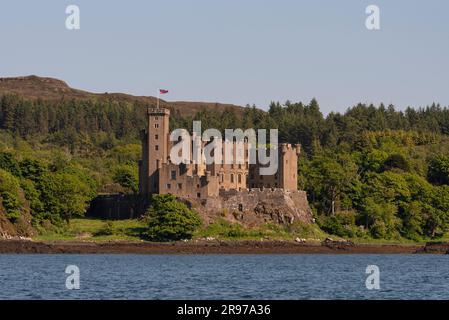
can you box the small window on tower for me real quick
[171,170,176,180]
[178,183,182,189]
[155,145,159,151]
[155,134,159,140]
[231,174,234,183]
[155,124,159,128]
[166,183,171,189]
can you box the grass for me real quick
[33,217,445,245]
[33,218,147,242]
[33,218,330,243]
[194,219,329,242]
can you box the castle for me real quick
[138,107,301,200]
[88,106,312,224]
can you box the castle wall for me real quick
[248,144,300,190]
[158,163,220,199]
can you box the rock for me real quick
[201,189,313,227]
[76,232,92,239]
[322,238,355,248]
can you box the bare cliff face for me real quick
[0,75,246,118]
[188,189,314,228]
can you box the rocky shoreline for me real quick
[0,239,444,254]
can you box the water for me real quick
[0,254,448,299]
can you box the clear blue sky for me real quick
[1,0,448,114]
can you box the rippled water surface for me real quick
[0,254,448,299]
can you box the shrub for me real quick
[146,194,201,241]
[95,221,115,236]
[318,211,359,238]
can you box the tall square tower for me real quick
[139,107,170,196]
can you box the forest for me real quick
[1,92,449,240]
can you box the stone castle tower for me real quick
[138,108,170,195]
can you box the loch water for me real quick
[0,254,448,299]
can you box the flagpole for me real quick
[157,88,160,109]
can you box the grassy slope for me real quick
[33,218,431,245]
[33,218,330,243]
[34,219,147,242]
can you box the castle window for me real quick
[238,204,243,212]
[231,174,234,183]
[171,170,177,180]
[155,145,159,151]
[220,174,224,183]
[154,124,159,128]
[166,183,171,189]
[238,174,242,183]
[197,193,201,198]
[178,183,182,190]
[155,134,159,140]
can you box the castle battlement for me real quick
[148,107,170,116]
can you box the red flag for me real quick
[159,89,169,94]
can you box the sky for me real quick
[0,0,448,114]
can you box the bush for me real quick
[318,211,360,238]
[95,221,115,236]
[146,194,201,241]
